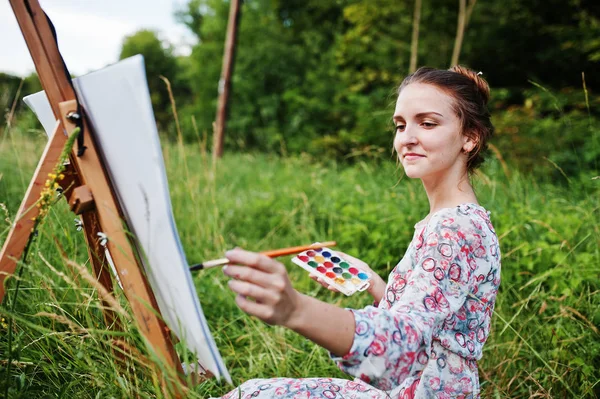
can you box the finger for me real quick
[225,248,282,273]
[228,280,278,303]
[223,265,274,288]
[235,294,276,324]
[309,274,327,286]
[308,274,339,292]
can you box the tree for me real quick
[170,0,599,158]
[461,0,600,88]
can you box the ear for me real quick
[462,133,478,153]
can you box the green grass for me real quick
[1,126,599,398]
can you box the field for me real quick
[1,128,599,398]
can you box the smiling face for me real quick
[393,83,475,181]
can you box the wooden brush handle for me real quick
[261,241,337,257]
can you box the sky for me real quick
[1,0,196,77]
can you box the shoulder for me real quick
[427,203,493,232]
[415,204,500,283]
[420,203,497,250]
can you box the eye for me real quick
[421,122,437,129]
[394,124,406,133]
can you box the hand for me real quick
[223,250,357,357]
[309,273,341,293]
[223,248,301,327]
[330,251,387,303]
[307,250,372,293]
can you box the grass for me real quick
[0,121,599,398]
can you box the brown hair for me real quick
[397,65,494,172]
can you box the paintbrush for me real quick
[189,241,337,271]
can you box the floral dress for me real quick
[217,203,501,399]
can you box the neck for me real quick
[421,163,477,215]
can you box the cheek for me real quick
[424,133,460,155]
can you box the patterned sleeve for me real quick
[330,210,477,390]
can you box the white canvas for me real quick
[23,55,230,383]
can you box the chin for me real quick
[402,166,425,179]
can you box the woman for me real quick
[216,66,501,398]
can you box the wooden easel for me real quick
[1,0,186,394]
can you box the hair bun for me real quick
[450,65,490,104]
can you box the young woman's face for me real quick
[393,83,472,180]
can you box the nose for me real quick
[394,125,418,157]
[397,125,418,147]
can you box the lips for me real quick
[403,152,425,160]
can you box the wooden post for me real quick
[409,0,422,73]
[450,0,477,67]
[213,0,241,159]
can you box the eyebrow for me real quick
[393,111,444,122]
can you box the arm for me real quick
[287,294,356,356]
[331,212,477,388]
[223,248,355,356]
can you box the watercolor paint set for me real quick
[291,245,371,296]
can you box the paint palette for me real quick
[291,245,371,296]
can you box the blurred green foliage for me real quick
[1,0,599,177]
[173,0,598,179]
[0,73,41,133]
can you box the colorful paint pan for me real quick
[291,244,372,296]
